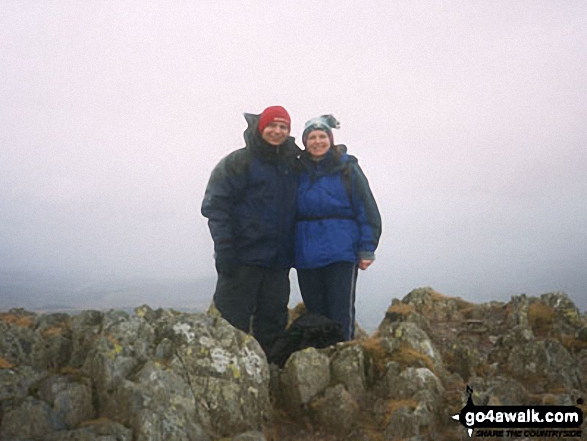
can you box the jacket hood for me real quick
[243,113,298,160]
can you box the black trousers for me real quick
[213,265,290,353]
[297,262,358,341]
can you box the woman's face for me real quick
[306,130,331,158]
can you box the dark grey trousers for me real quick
[213,265,290,353]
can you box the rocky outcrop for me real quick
[1,288,586,440]
[1,307,268,440]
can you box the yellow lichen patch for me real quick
[528,303,556,338]
[390,343,435,372]
[229,363,241,379]
[0,357,15,369]
[0,313,35,328]
[104,334,123,358]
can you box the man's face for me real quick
[261,121,290,146]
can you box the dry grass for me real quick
[59,365,84,376]
[0,313,35,328]
[384,398,418,417]
[359,336,389,374]
[386,303,415,317]
[560,334,587,352]
[41,325,68,338]
[390,343,435,372]
[0,357,15,369]
[79,417,116,427]
[528,303,556,338]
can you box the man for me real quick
[201,106,300,353]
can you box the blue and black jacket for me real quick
[295,145,382,269]
[201,113,301,269]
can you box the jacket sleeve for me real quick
[349,161,382,260]
[201,150,248,253]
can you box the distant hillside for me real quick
[0,270,214,312]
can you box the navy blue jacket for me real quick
[295,146,381,269]
[201,113,301,269]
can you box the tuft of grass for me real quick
[359,336,389,375]
[560,334,587,352]
[386,303,415,317]
[385,398,418,416]
[528,303,556,338]
[390,343,435,372]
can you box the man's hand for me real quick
[358,259,373,271]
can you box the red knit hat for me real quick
[258,106,291,134]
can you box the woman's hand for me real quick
[358,259,374,270]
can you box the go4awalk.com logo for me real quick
[452,386,584,438]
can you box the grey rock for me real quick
[280,347,330,413]
[540,292,582,328]
[0,315,45,368]
[329,344,366,399]
[104,361,208,440]
[45,420,133,441]
[0,365,47,402]
[507,338,581,393]
[1,396,65,440]
[164,314,270,437]
[231,431,266,441]
[384,405,420,440]
[377,322,442,369]
[468,376,531,406]
[38,374,95,428]
[385,367,444,400]
[69,310,104,368]
[309,384,359,437]
[35,313,73,370]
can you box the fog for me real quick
[1,1,586,326]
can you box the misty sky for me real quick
[1,1,586,314]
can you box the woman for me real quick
[295,115,382,340]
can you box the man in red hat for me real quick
[201,106,301,354]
